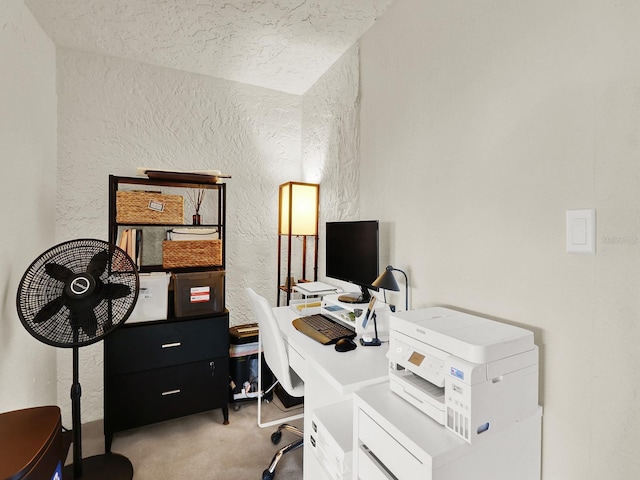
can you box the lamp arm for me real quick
[392,267,409,311]
[372,312,379,341]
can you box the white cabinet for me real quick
[358,408,427,477]
[353,383,542,480]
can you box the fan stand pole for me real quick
[63,345,134,480]
[71,345,83,479]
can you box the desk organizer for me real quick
[116,190,183,224]
[162,239,222,268]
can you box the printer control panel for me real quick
[390,336,447,387]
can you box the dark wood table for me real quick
[0,406,63,480]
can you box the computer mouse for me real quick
[335,337,357,352]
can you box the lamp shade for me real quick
[372,265,401,292]
[279,182,319,236]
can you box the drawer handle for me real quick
[161,342,182,349]
[162,389,181,396]
[361,445,398,479]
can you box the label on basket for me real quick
[147,199,165,212]
[190,286,210,303]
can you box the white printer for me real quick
[388,307,539,444]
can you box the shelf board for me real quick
[111,175,225,190]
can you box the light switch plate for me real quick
[566,209,596,254]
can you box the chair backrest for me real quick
[245,288,303,397]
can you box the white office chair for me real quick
[246,288,304,480]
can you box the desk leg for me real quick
[222,405,229,425]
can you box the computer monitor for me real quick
[325,220,379,304]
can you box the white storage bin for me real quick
[127,272,170,323]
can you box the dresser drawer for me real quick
[106,314,228,375]
[358,445,396,480]
[358,409,425,479]
[105,357,228,432]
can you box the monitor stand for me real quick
[338,286,371,304]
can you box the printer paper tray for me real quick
[389,369,446,425]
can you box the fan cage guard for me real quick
[17,239,139,348]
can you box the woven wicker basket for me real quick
[162,240,222,268]
[116,191,184,224]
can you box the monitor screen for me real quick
[325,220,379,303]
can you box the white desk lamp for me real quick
[372,265,409,311]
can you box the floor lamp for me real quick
[277,181,319,306]
[372,265,409,311]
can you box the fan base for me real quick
[63,453,133,480]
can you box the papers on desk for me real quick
[293,282,338,295]
[289,300,322,316]
[290,300,322,313]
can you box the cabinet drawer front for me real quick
[106,315,228,375]
[106,358,228,433]
[287,343,307,382]
[358,410,425,480]
[358,446,397,480]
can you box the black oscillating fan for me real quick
[16,239,139,480]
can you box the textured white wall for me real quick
[56,47,302,422]
[359,0,640,478]
[25,0,393,95]
[0,0,57,413]
[302,44,362,286]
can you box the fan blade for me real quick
[86,250,110,278]
[45,263,74,282]
[70,309,98,338]
[102,283,132,300]
[33,297,64,324]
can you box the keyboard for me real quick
[292,314,356,345]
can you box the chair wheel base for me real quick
[262,469,275,480]
[271,431,282,445]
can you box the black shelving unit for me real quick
[104,175,229,452]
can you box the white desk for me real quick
[273,306,390,480]
[273,305,543,480]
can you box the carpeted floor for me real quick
[66,398,304,480]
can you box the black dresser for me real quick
[104,312,229,452]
